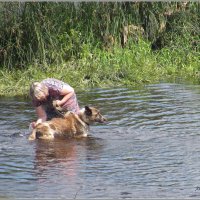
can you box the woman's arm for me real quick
[31,106,47,128]
[55,85,75,106]
[35,105,47,122]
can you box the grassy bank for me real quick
[0,39,199,97]
[0,2,199,96]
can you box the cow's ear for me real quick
[85,106,92,116]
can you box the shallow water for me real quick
[1,83,200,198]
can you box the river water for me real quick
[1,82,200,198]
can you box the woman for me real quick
[30,78,80,128]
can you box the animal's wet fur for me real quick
[28,106,107,140]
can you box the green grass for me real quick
[0,39,199,97]
[0,2,199,96]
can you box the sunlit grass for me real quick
[0,39,199,97]
[0,2,199,96]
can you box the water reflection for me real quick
[34,139,78,177]
[34,136,105,179]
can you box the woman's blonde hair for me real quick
[29,82,48,100]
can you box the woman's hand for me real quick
[30,118,43,129]
[30,122,36,129]
[53,100,61,107]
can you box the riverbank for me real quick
[0,2,199,97]
[0,39,199,97]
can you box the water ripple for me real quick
[1,83,200,198]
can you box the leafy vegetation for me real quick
[0,2,199,96]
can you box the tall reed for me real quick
[0,2,199,69]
